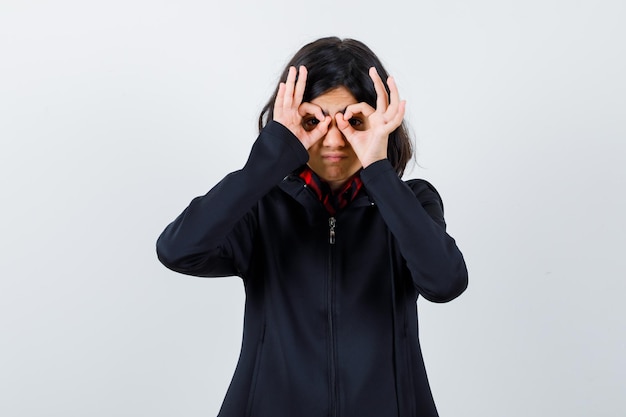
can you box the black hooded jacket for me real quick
[156,121,468,417]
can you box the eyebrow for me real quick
[321,107,348,116]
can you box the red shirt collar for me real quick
[298,166,363,215]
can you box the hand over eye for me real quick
[336,67,406,168]
[273,66,331,149]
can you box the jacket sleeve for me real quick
[360,159,468,302]
[156,121,309,278]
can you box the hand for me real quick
[336,67,406,168]
[273,66,331,150]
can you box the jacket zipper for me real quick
[328,216,338,417]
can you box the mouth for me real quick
[322,154,346,162]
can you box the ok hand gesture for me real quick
[273,66,331,150]
[336,67,406,168]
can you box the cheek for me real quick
[307,144,321,158]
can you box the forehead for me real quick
[310,87,357,114]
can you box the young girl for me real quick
[157,36,468,417]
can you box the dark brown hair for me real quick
[258,37,413,177]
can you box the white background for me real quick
[1,1,624,416]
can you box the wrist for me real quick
[361,155,387,169]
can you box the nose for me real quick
[322,117,346,148]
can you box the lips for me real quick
[322,154,347,162]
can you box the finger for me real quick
[274,82,286,114]
[386,100,406,131]
[343,102,375,120]
[335,112,353,132]
[293,66,307,107]
[299,102,325,123]
[315,115,332,134]
[393,99,407,126]
[385,77,400,118]
[386,76,401,116]
[369,67,388,112]
[283,66,297,108]
[305,115,331,148]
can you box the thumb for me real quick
[335,113,352,134]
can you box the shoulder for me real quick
[404,178,445,214]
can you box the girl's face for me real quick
[305,87,363,191]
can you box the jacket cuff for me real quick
[360,159,396,186]
[263,121,309,165]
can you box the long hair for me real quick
[258,37,413,177]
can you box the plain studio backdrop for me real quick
[1,1,624,416]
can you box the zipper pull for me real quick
[329,217,336,245]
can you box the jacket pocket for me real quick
[245,323,266,417]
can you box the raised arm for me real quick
[157,65,328,277]
[156,121,309,277]
[361,160,468,302]
[338,67,467,301]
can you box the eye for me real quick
[348,117,365,130]
[302,117,320,131]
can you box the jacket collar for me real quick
[279,170,375,215]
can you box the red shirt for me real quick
[298,166,364,215]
